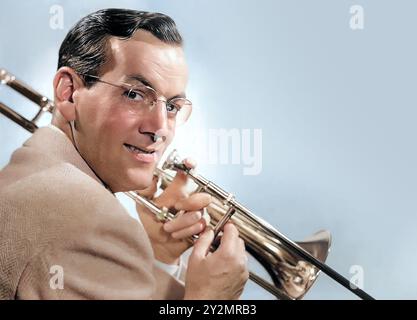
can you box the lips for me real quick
[123,143,155,154]
[124,143,157,164]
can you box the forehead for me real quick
[104,30,188,94]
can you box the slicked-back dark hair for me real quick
[58,8,183,87]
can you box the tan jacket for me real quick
[0,126,185,299]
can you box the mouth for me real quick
[124,143,155,154]
[123,143,157,164]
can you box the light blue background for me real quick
[1,0,416,299]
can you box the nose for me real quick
[145,99,168,131]
[138,100,169,144]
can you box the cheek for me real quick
[104,111,136,136]
[81,98,137,143]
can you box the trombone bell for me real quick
[151,150,332,299]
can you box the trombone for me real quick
[0,68,374,300]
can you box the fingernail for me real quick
[176,210,185,217]
[198,221,205,230]
[194,211,202,220]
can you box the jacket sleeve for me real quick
[11,164,184,299]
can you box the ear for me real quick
[53,67,84,122]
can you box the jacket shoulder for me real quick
[0,162,155,299]
[0,161,147,254]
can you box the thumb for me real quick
[191,228,214,260]
[154,157,196,204]
[169,157,197,188]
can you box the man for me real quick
[0,8,248,299]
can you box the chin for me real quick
[122,168,154,191]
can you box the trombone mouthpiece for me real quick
[162,149,188,172]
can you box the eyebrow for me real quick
[125,74,186,100]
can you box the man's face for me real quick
[72,30,188,192]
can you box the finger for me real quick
[175,192,212,211]
[135,175,158,199]
[170,156,197,185]
[183,157,197,170]
[239,238,247,260]
[238,238,245,250]
[171,220,206,239]
[154,157,196,204]
[202,208,211,226]
[218,223,240,254]
[164,210,202,232]
[191,228,214,260]
[175,209,185,219]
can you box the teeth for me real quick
[125,144,153,154]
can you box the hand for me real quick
[136,158,212,265]
[184,223,249,300]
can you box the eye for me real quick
[166,102,179,114]
[123,89,145,101]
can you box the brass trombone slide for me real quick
[0,68,374,300]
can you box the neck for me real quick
[51,113,115,194]
[51,110,75,144]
